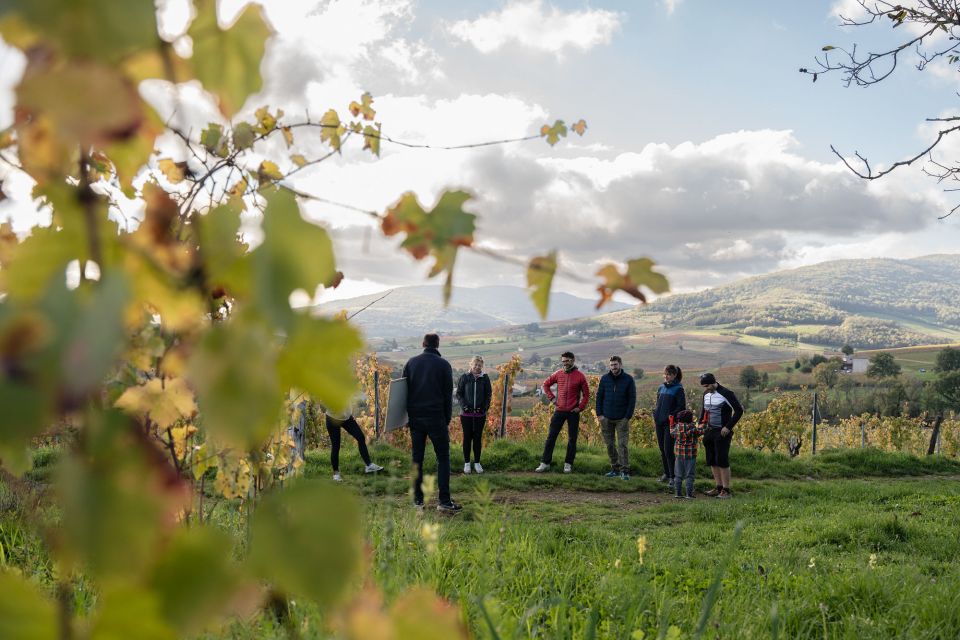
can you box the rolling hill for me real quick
[315,285,631,338]
[601,254,960,349]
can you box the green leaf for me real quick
[90,585,176,640]
[539,119,568,146]
[363,123,381,157]
[57,410,185,581]
[187,0,272,116]
[254,105,281,134]
[526,251,557,320]
[198,201,250,299]
[149,526,248,635]
[290,153,307,167]
[249,481,361,606]
[187,317,281,447]
[251,189,337,325]
[595,257,669,309]
[0,570,57,640]
[200,123,224,154]
[1,0,158,63]
[381,191,476,305]
[232,122,255,151]
[0,380,51,473]
[1,223,83,301]
[278,315,363,413]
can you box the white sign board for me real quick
[385,377,408,432]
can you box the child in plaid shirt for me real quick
[669,409,707,498]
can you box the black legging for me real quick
[326,416,371,471]
[460,415,485,463]
[655,420,675,479]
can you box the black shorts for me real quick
[703,428,731,468]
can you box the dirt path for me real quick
[493,488,674,507]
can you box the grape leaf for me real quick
[254,105,282,134]
[595,257,669,309]
[381,190,476,304]
[232,122,255,151]
[526,251,557,320]
[320,109,343,152]
[114,377,197,429]
[14,114,74,184]
[1,0,158,63]
[391,588,470,640]
[1,222,83,301]
[348,92,376,121]
[363,123,381,156]
[89,585,176,640]
[200,123,224,154]
[251,188,337,325]
[277,315,363,413]
[186,0,272,116]
[291,154,307,167]
[249,481,361,606]
[187,317,281,447]
[17,60,142,147]
[0,570,57,640]
[257,160,283,184]
[197,201,250,299]
[157,159,187,184]
[571,119,588,135]
[540,119,568,146]
[281,126,294,147]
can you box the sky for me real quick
[2,0,960,305]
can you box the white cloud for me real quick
[663,0,682,16]
[448,0,621,56]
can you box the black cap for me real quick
[699,372,717,385]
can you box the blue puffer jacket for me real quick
[654,381,686,426]
[595,371,636,421]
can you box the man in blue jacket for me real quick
[403,333,461,513]
[595,355,636,479]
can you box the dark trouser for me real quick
[674,457,696,496]
[460,415,485,463]
[655,421,675,479]
[541,410,580,465]
[326,416,371,471]
[703,429,731,468]
[410,416,451,504]
[600,417,630,472]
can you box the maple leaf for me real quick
[595,257,669,309]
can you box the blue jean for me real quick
[674,457,696,496]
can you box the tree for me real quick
[809,354,828,367]
[794,358,802,369]
[841,344,855,356]
[813,362,839,388]
[542,356,553,370]
[739,365,762,390]
[760,371,770,390]
[933,347,960,409]
[633,367,645,380]
[867,352,902,379]
[528,352,542,365]
[804,1,960,216]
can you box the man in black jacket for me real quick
[402,333,461,513]
[698,372,743,499]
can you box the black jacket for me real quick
[456,372,493,415]
[653,381,686,426]
[595,371,636,421]
[402,348,453,424]
[698,384,744,432]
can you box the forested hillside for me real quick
[613,255,960,348]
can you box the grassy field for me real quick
[6,441,960,639]
[286,440,960,639]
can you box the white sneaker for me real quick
[563,463,573,474]
[364,463,384,473]
[534,462,550,472]
[463,463,472,474]
[333,472,342,482]
[474,463,484,474]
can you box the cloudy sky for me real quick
[3,0,960,305]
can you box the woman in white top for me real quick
[697,373,743,499]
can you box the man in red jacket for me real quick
[535,351,590,473]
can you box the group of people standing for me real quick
[330,333,744,512]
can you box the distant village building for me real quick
[841,356,868,374]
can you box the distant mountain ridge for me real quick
[607,254,960,349]
[315,285,631,338]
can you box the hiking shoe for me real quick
[717,488,732,499]
[437,501,463,514]
[333,472,342,482]
[704,487,722,497]
[473,463,484,474]
[534,462,550,472]
[463,463,472,474]
[563,463,573,474]
[684,494,694,500]
[674,493,684,499]
[364,463,384,473]
[414,499,424,509]
[604,470,619,478]
[620,472,630,480]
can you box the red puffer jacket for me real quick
[541,367,590,412]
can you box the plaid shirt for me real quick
[669,420,708,459]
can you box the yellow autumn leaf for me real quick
[114,377,197,429]
[157,158,186,184]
